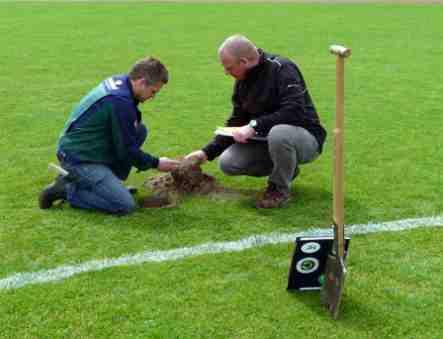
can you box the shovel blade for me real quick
[321,254,347,319]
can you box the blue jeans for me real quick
[60,124,147,215]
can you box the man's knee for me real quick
[269,125,319,163]
[111,196,136,215]
[268,125,293,148]
[219,151,237,175]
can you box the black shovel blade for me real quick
[320,254,347,319]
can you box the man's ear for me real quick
[134,78,147,87]
[239,57,249,66]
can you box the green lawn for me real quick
[0,2,442,338]
[2,229,442,338]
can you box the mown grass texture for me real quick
[0,2,442,338]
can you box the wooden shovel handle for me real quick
[331,45,350,259]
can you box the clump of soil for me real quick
[142,158,217,208]
[140,194,175,209]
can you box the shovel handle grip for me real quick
[330,45,351,58]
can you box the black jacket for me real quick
[203,50,327,161]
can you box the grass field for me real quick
[1,2,442,338]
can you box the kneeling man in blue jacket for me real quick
[39,57,179,215]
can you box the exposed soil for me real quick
[142,158,227,208]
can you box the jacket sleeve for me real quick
[109,97,159,171]
[202,82,249,161]
[254,63,312,135]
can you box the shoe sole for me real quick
[256,196,291,209]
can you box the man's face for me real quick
[220,51,249,81]
[134,80,164,103]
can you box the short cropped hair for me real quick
[218,34,258,61]
[129,57,169,85]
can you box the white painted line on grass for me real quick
[1,216,442,291]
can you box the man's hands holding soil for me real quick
[158,157,180,172]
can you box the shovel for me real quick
[320,44,351,319]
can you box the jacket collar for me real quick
[124,75,142,122]
[125,75,140,106]
[243,48,266,81]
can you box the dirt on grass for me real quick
[142,158,254,208]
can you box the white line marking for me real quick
[1,216,442,291]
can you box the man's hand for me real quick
[158,157,180,172]
[232,125,256,143]
[184,150,208,164]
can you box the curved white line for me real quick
[1,216,442,291]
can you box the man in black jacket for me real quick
[186,35,326,208]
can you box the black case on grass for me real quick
[287,236,350,291]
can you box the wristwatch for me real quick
[248,119,258,130]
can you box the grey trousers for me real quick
[219,125,320,193]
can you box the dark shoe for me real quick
[256,183,291,209]
[127,186,138,195]
[39,176,67,209]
